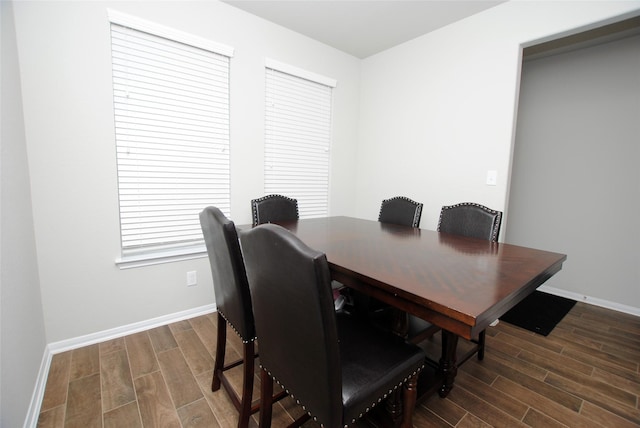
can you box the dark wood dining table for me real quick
[272,216,567,398]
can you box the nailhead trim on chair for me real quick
[379,196,423,228]
[260,363,424,428]
[218,310,256,344]
[438,202,502,242]
[350,365,424,426]
[251,194,299,227]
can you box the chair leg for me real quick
[212,312,227,391]
[259,368,274,428]
[386,389,402,425]
[237,341,255,428]
[400,374,418,428]
[477,330,486,361]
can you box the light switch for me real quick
[486,170,497,186]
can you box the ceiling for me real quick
[222,0,506,58]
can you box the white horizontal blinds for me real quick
[111,22,230,255]
[265,66,333,218]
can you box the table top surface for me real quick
[272,216,567,338]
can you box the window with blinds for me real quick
[265,60,335,218]
[109,11,233,266]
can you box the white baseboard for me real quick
[47,304,216,355]
[23,348,53,428]
[24,304,216,428]
[539,285,640,317]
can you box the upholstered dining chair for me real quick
[412,202,503,361]
[199,206,284,428]
[240,224,425,428]
[250,194,298,226]
[438,202,502,243]
[378,196,423,228]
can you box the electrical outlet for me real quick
[187,271,197,286]
[486,170,497,186]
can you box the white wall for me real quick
[1,2,48,426]
[11,0,360,343]
[357,1,640,231]
[507,33,640,311]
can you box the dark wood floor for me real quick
[37,301,640,427]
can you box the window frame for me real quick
[108,10,234,269]
[264,59,336,219]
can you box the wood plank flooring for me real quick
[37,301,640,427]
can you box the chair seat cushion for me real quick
[336,313,425,424]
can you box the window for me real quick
[109,11,233,267]
[265,59,336,218]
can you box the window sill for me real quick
[116,245,207,269]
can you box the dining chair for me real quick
[199,206,284,428]
[412,202,503,361]
[250,194,298,226]
[438,202,502,243]
[240,223,425,428]
[378,196,423,228]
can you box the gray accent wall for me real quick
[506,34,640,310]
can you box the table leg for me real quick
[438,330,458,398]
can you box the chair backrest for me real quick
[378,196,423,228]
[250,194,299,226]
[437,202,502,242]
[199,206,255,341]
[239,224,342,426]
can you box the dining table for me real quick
[270,216,567,399]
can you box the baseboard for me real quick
[47,304,216,354]
[24,304,216,428]
[23,348,53,428]
[539,285,640,317]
